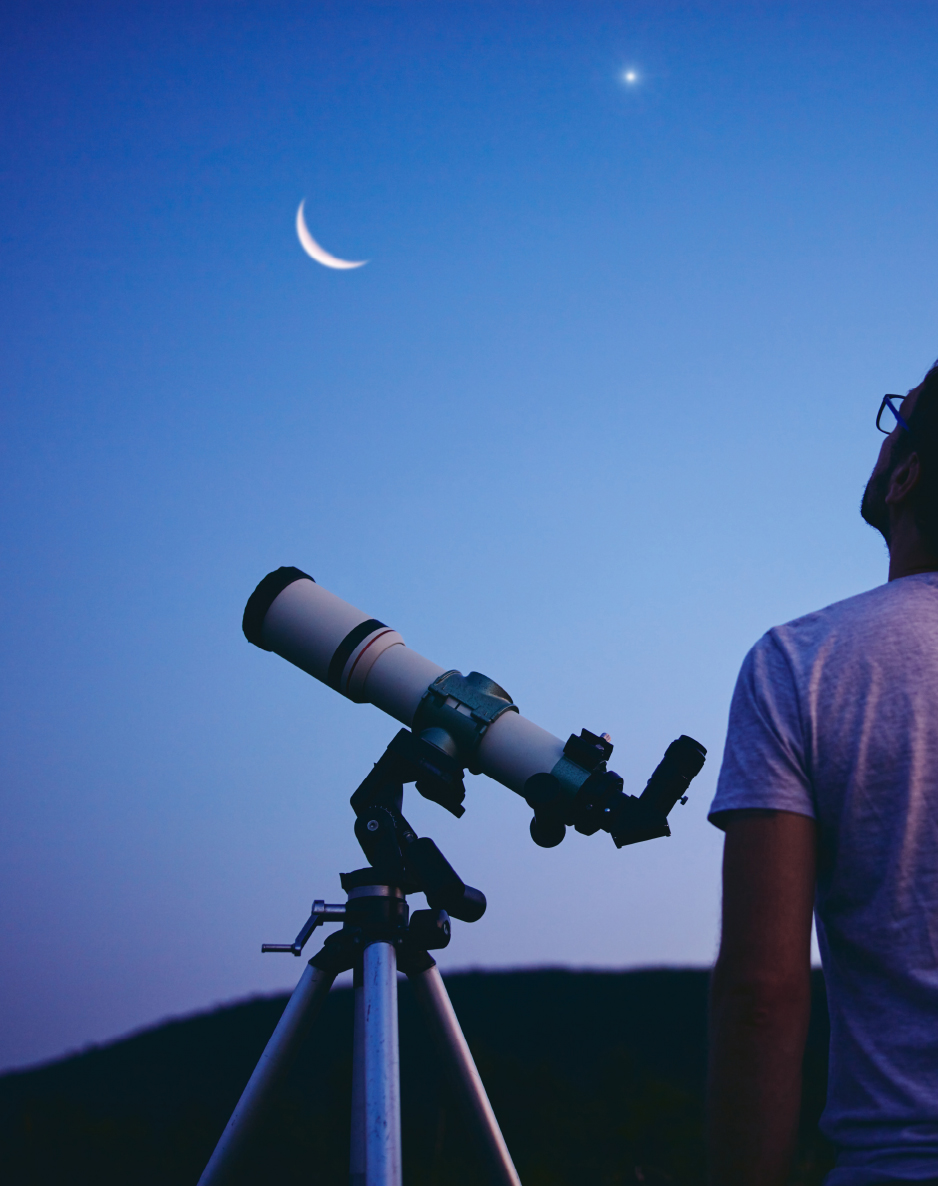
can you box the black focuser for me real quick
[525,728,612,848]
[524,733,707,850]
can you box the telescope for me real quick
[242,566,706,852]
[197,567,708,1186]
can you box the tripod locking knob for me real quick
[408,908,452,951]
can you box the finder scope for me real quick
[243,567,706,848]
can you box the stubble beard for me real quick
[861,466,892,544]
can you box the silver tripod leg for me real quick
[350,976,366,1186]
[408,964,521,1186]
[363,940,402,1186]
[197,961,337,1186]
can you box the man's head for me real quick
[861,364,938,573]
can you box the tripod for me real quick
[197,722,706,1185]
[197,728,522,1186]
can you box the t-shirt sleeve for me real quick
[708,630,816,828]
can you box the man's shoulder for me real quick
[754,573,938,666]
[773,581,891,637]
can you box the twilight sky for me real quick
[3,0,938,1071]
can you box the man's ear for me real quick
[886,451,921,507]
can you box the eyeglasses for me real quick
[876,394,912,436]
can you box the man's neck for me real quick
[887,521,938,581]
[889,560,938,581]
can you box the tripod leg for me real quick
[363,940,402,1186]
[408,964,521,1186]
[350,973,366,1186]
[197,961,337,1186]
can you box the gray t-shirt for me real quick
[710,573,938,1185]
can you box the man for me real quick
[708,366,938,1186]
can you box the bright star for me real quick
[622,69,638,85]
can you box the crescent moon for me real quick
[295,200,367,270]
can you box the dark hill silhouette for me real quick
[0,967,832,1185]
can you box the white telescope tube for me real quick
[243,568,565,795]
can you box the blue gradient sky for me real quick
[3,1,938,1070]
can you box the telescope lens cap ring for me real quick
[242,566,314,649]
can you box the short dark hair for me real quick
[891,362,938,553]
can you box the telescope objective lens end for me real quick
[243,566,314,649]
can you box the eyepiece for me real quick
[638,735,707,817]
